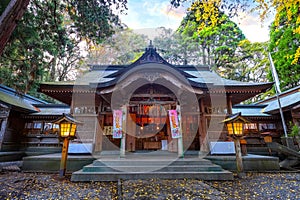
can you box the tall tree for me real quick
[171,0,300,68]
[0,0,30,56]
[232,39,274,102]
[178,1,245,75]
[153,27,203,65]
[87,29,148,65]
[0,0,127,96]
[269,2,300,90]
[153,27,177,64]
[234,40,270,83]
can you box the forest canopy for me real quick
[0,0,299,100]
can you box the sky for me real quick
[119,0,273,42]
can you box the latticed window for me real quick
[259,123,276,131]
[23,121,59,135]
[244,123,258,130]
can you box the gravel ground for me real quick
[0,170,299,199]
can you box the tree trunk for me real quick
[201,46,206,65]
[0,0,30,56]
[207,48,211,66]
[50,55,57,81]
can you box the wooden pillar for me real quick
[126,113,136,152]
[94,101,103,153]
[227,94,233,115]
[70,94,75,115]
[0,106,9,150]
[94,115,103,152]
[167,115,173,151]
[199,98,209,152]
[120,105,127,157]
[177,105,184,158]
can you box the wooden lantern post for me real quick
[53,113,81,178]
[223,112,249,178]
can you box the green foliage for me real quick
[269,4,300,90]
[87,29,148,65]
[153,27,198,65]
[65,0,127,44]
[288,122,300,137]
[177,1,245,73]
[153,27,177,63]
[0,0,10,15]
[234,40,275,103]
[0,7,46,93]
[171,0,250,19]
[152,4,246,68]
[291,125,299,137]
[233,40,269,81]
[0,0,127,97]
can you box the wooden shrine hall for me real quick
[39,44,273,155]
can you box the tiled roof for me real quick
[0,84,47,105]
[256,85,300,104]
[232,105,271,117]
[30,104,70,116]
[41,46,272,89]
[0,90,38,113]
[39,45,273,105]
[263,91,300,113]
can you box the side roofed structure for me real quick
[0,84,71,151]
[257,86,300,131]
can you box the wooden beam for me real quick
[129,101,175,105]
[131,93,175,98]
[226,94,233,115]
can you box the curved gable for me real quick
[104,45,196,80]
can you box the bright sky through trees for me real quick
[119,0,273,42]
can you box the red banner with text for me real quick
[168,110,180,138]
[113,110,123,138]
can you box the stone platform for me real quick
[21,151,280,181]
[0,151,25,162]
[206,154,280,171]
[22,153,95,172]
[71,151,234,181]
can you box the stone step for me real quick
[71,170,234,181]
[92,158,213,167]
[71,157,233,181]
[82,164,224,172]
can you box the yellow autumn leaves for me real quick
[190,0,300,65]
[189,0,221,31]
[292,48,300,65]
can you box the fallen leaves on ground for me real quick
[0,172,117,200]
[0,172,299,199]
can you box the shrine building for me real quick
[38,44,273,155]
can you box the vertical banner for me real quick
[113,110,123,138]
[168,110,180,138]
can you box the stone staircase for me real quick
[71,153,233,181]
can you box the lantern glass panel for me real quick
[70,124,77,137]
[60,122,71,137]
[227,123,234,135]
[233,122,243,136]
